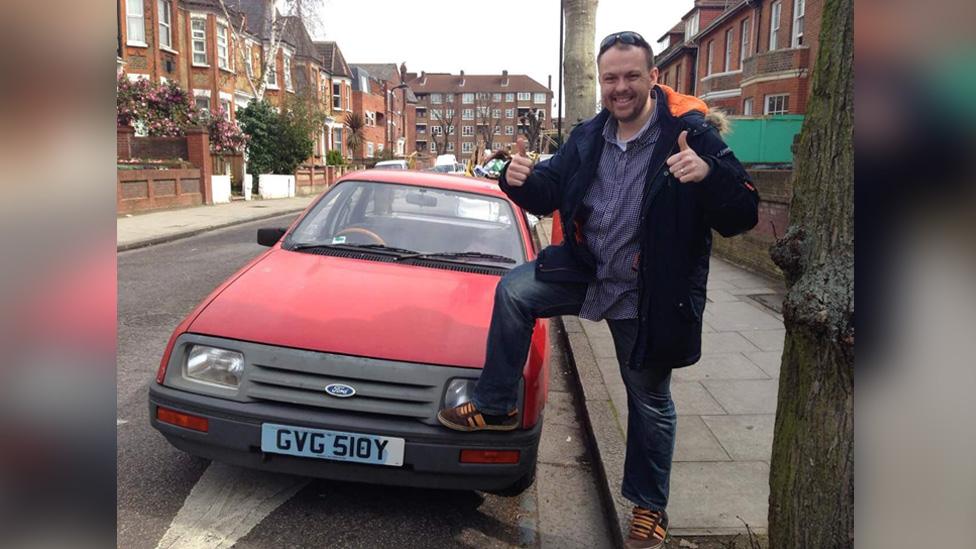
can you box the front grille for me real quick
[247,362,439,419]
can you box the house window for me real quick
[675,64,681,93]
[220,99,232,120]
[365,111,376,126]
[743,97,754,115]
[191,18,207,65]
[706,40,714,76]
[725,29,734,71]
[126,0,146,45]
[741,18,751,61]
[283,54,293,90]
[367,142,375,157]
[792,0,806,47]
[445,93,454,102]
[517,92,531,101]
[158,1,172,49]
[764,94,789,115]
[447,142,455,152]
[195,96,210,113]
[492,93,502,102]
[431,93,442,104]
[505,126,514,135]
[431,108,443,120]
[265,53,277,87]
[770,1,782,51]
[462,142,474,153]
[492,108,501,119]
[684,11,700,41]
[334,128,342,151]
[462,126,474,136]
[505,108,514,118]
[494,126,501,135]
[505,93,514,102]
[448,126,455,135]
[462,93,474,104]
[332,82,342,109]
[217,24,230,70]
[462,109,474,120]
[244,43,254,77]
[431,126,443,135]
[446,108,455,118]
[429,142,437,153]
[533,93,546,104]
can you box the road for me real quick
[117,214,611,549]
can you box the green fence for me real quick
[723,115,804,165]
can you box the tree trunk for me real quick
[562,0,597,127]
[768,0,853,547]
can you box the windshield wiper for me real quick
[289,242,418,255]
[402,251,517,264]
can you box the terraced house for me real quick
[656,0,821,116]
[116,0,355,160]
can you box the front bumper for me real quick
[149,383,541,492]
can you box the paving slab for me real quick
[704,302,784,332]
[672,382,727,415]
[673,416,732,462]
[668,461,770,534]
[701,380,780,415]
[672,353,771,382]
[740,329,786,352]
[701,332,762,354]
[744,351,783,378]
[701,415,775,462]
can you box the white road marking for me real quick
[155,462,309,549]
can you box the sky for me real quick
[312,0,694,115]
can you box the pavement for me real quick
[117,196,318,251]
[117,198,785,543]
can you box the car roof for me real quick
[336,169,508,199]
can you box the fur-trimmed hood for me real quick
[656,84,731,135]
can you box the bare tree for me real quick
[473,93,501,161]
[430,106,460,156]
[563,0,598,127]
[519,108,545,153]
[215,0,321,101]
[767,0,853,546]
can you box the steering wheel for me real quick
[334,227,386,245]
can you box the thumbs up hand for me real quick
[666,130,710,183]
[504,137,533,187]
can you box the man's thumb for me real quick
[515,137,527,156]
[677,130,690,152]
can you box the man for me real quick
[438,31,758,549]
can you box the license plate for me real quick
[260,423,405,466]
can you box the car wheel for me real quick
[487,461,537,497]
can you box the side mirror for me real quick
[257,227,287,247]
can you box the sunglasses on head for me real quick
[599,31,650,55]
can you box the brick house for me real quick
[350,63,417,160]
[314,41,353,160]
[655,0,821,116]
[405,71,553,163]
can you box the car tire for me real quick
[487,461,537,497]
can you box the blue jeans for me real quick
[472,261,677,511]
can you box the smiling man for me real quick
[438,31,759,548]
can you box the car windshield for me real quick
[288,180,525,266]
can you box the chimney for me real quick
[420,70,427,85]
[548,74,552,90]
[459,70,465,87]
[501,69,509,88]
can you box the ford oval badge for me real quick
[325,383,356,398]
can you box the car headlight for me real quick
[443,378,477,409]
[184,345,244,388]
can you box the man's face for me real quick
[598,45,658,123]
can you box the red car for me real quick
[149,170,550,495]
